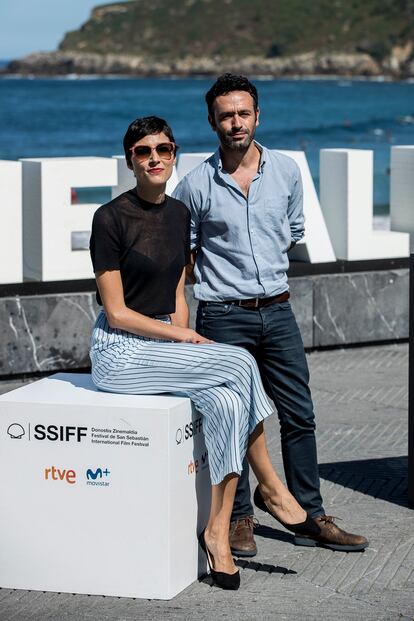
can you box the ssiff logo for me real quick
[176,417,203,446]
[6,423,88,442]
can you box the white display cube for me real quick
[0,373,210,600]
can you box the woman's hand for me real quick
[173,327,214,344]
[95,269,213,343]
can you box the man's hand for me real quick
[185,250,197,285]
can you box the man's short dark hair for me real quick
[123,116,175,165]
[205,73,259,117]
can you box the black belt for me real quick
[202,291,290,309]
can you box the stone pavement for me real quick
[0,343,413,621]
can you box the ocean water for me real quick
[1,76,414,212]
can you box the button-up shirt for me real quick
[172,143,304,301]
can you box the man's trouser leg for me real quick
[258,301,324,517]
[196,300,324,519]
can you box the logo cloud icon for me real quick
[7,423,25,439]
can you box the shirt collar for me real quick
[213,141,267,172]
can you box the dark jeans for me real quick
[196,299,324,519]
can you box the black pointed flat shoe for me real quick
[253,486,321,537]
[198,529,240,590]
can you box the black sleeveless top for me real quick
[90,189,190,316]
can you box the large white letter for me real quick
[0,161,22,284]
[320,149,409,260]
[276,150,336,263]
[21,157,118,281]
[390,146,414,251]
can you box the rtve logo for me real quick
[188,459,198,475]
[187,451,208,475]
[44,466,76,484]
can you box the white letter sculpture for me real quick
[21,157,118,281]
[320,149,409,260]
[276,150,336,263]
[390,146,414,251]
[0,161,22,283]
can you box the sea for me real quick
[1,73,414,214]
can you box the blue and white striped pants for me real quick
[90,311,273,485]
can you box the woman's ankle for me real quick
[258,481,284,503]
[204,524,236,572]
[205,522,229,545]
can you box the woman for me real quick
[89,116,319,591]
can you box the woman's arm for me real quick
[96,269,210,343]
[170,268,189,328]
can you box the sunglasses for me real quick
[129,142,179,162]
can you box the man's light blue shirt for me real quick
[172,143,304,301]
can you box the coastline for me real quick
[1,73,414,83]
[2,50,414,81]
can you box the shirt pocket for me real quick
[263,197,291,250]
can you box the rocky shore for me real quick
[3,49,414,78]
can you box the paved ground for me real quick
[0,343,413,620]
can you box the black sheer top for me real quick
[90,189,190,316]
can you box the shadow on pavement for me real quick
[254,523,294,544]
[319,455,410,508]
[235,558,296,575]
[198,558,295,586]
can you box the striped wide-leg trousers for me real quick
[90,311,273,485]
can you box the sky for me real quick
[0,0,123,59]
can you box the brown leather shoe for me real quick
[229,516,257,558]
[294,515,369,551]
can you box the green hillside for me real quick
[60,0,414,61]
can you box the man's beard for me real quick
[218,127,255,151]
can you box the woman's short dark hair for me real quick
[205,73,259,117]
[123,116,175,165]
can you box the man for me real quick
[173,73,368,556]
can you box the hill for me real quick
[6,0,414,76]
[60,0,414,61]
